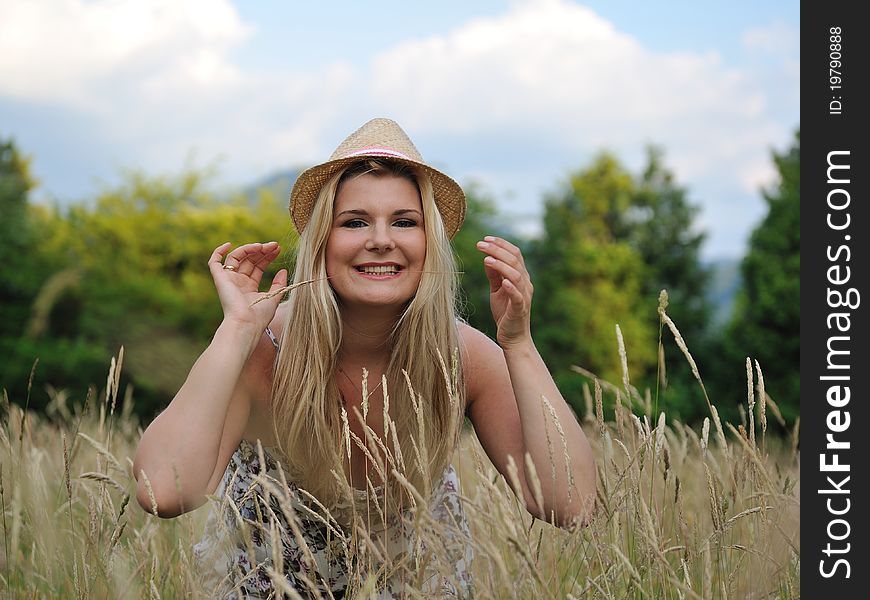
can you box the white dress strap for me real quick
[264,326,280,350]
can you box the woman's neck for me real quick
[338,306,400,362]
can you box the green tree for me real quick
[630,147,709,338]
[0,138,38,337]
[720,131,800,423]
[530,154,657,410]
[627,147,712,421]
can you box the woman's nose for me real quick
[364,221,396,252]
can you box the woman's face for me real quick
[325,172,426,310]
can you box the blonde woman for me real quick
[133,118,596,598]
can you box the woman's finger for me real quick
[482,236,526,269]
[225,241,278,277]
[250,243,281,282]
[481,256,504,291]
[477,238,524,272]
[271,268,288,289]
[483,250,529,287]
[267,269,289,298]
[483,256,525,294]
[500,277,526,309]
[208,242,233,274]
[225,242,263,276]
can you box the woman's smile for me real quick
[354,262,404,279]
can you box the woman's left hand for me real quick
[477,236,534,350]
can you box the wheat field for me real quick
[0,318,799,598]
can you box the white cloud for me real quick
[0,0,359,179]
[0,0,250,106]
[0,0,798,257]
[367,1,781,183]
[742,21,799,57]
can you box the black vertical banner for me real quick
[803,2,869,597]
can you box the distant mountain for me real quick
[241,167,302,204]
[705,257,741,329]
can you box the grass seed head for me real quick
[755,359,768,435]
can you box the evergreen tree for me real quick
[627,147,712,420]
[722,130,800,423]
[0,138,37,337]
[629,147,709,337]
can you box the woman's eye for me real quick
[394,219,417,228]
[343,219,367,228]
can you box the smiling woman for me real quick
[132,117,597,598]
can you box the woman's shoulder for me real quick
[456,321,500,357]
[456,322,505,408]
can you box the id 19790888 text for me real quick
[829,27,843,115]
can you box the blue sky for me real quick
[233,1,794,69]
[0,0,799,259]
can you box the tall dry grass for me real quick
[0,300,799,598]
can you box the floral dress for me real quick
[193,439,474,599]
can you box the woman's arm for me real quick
[465,236,596,528]
[133,321,259,517]
[132,241,286,517]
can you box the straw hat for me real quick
[289,118,466,239]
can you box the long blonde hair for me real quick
[270,159,465,528]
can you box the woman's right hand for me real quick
[207,241,288,330]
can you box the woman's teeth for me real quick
[357,266,399,274]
